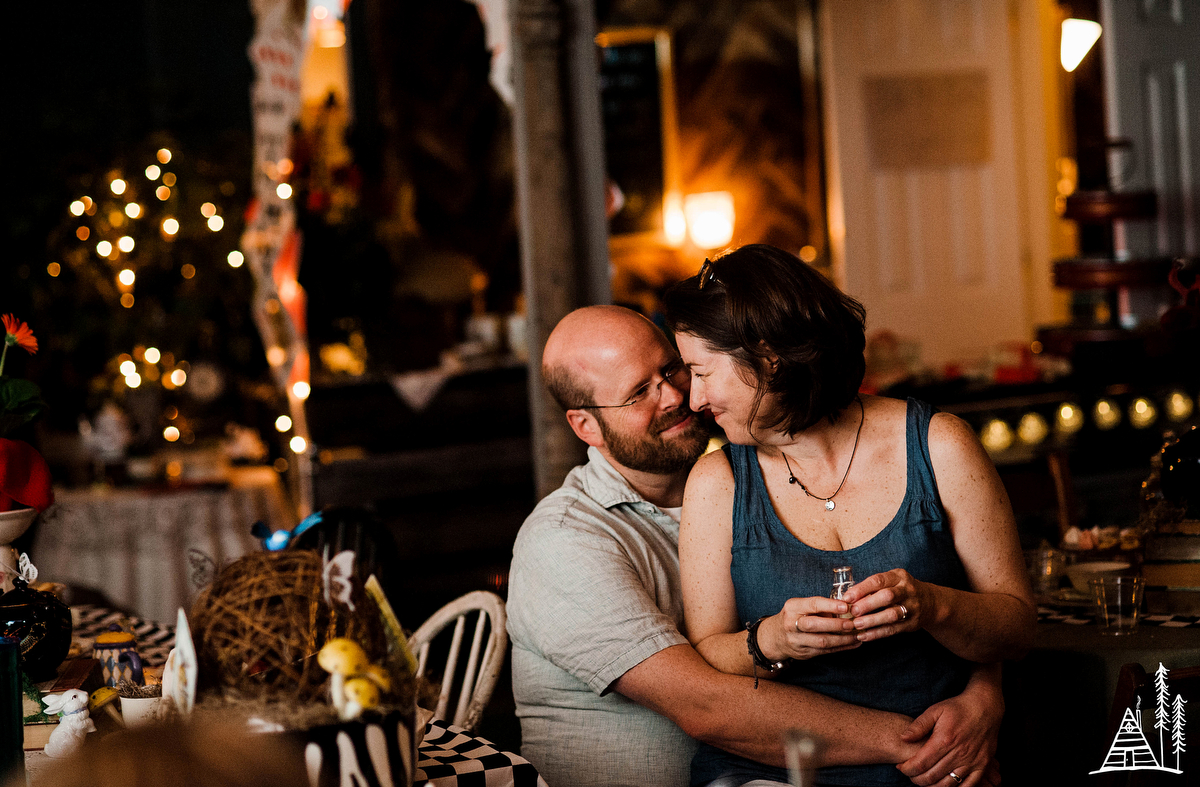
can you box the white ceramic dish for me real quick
[1065,560,1131,592]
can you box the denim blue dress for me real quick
[691,399,972,786]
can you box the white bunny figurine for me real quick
[42,689,95,758]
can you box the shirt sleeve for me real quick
[507,507,688,696]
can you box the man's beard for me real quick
[597,406,710,474]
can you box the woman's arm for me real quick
[843,413,1037,662]
[680,449,860,677]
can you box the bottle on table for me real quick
[0,637,26,785]
[830,566,855,619]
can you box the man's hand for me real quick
[895,687,1002,787]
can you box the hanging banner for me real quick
[243,0,312,513]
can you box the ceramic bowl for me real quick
[0,508,37,544]
[1065,560,1131,593]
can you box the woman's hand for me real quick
[895,687,1002,787]
[842,569,934,641]
[759,596,862,662]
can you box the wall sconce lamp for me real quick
[684,191,735,249]
[663,192,687,247]
[1061,18,1101,72]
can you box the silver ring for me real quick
[897,604,909,622]
[949,771,962,784]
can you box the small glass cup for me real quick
[784,728,823,787]
[1026,547,1066,597]
[1089,576,1143,635]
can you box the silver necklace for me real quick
[781,398,865,511]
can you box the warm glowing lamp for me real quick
[1093,399,1121,430]
[663,192,687,247]
[1061,19,1101,72]
[144,347,161,364]
[1129,398,1157,429]
[684,192,734,249]
[275,415,293,432]
[290,436,308,454]
[1167,391,1194,422]
[1017,412,1049,445]
[1056,402,1084,434]
[980,419,1014,453]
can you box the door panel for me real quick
[822,0,1036,365]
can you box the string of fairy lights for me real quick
[978,390,1197,454]
[50,146,302,449]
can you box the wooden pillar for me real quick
[510,0,610,498]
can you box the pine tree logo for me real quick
[1091,663,1186,775]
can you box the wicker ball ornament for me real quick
[189,550,386,701]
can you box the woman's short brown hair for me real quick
[662,243,866,436]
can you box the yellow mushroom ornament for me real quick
[317,638,389,720]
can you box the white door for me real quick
[821,0,1055,366]
[1099,0,1200,259]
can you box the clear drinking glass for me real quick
[1089,576,1143,635]
[830,566,855,619]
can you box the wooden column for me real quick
[510,0,610,498]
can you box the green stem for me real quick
[0,343,7,377]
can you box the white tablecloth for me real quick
[32,467,295,623]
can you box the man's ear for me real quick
[565,409,605,448]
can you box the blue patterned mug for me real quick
[94,630,144,687]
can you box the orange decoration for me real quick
[1,315,37,355]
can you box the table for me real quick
[63,606,546,787]
[417,720,548,787]
[70,604,175,666]
[1002,609,1200,785]
[33,467,295,623]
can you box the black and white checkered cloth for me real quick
[71,603,176,666]
[1038,605,1200,627]
[416,719,548,787]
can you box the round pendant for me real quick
[825,500,835,511]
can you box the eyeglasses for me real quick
[698,257,719,289]
[571,360,689,410]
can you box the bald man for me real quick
[506,306,1003,787]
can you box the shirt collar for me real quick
[577,447,653,510]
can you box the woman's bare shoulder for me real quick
[687,445,734,486]
[926,410,994,479]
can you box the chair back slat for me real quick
[435,615,467,721]
[454,610,488,725]
[416,642,430,679]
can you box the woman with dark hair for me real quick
[662,244,1034,787]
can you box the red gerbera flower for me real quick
[1,315,37,355]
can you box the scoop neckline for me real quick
[746,407,915,556]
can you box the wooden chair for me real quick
[408,590,506,731]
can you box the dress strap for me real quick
[723,443,766,542]
[905,398,944,511]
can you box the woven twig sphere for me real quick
[189,549,385,701]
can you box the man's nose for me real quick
[658,375,686,410]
